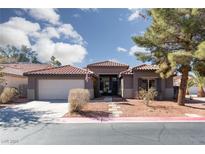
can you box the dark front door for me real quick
[100,75,118,95]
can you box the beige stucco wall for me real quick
[121,71,173,100]
[121,75,134,98]
[3,75,28,88]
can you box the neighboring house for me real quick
[24,60,174,100]
[173,75,205,95]
[0,63,51,97]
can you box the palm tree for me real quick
[186,79,195,95]
[190,71,205,97]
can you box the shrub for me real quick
[0,87,19,103]
[138,87,158,106]
[68,89,90,113]
[0,85,4,94]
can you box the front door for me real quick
[100,75,118,95]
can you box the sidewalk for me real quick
[54,116,205,123]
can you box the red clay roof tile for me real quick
[133,64,159,71]
[120,64,159,75]
[24,65,94,76]
[87,60,129,67]
[0,63,52,76]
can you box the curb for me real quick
[53,117,205,123]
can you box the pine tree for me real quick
[133,9,205,105]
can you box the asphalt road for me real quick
[1,122,205,145]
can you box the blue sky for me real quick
[0,8,151,67]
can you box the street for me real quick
[1,122,205,145]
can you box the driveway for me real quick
[0,100,68,127]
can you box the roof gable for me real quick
[87,60,129,67]
[120,64,159,76]
[133,64,159,71]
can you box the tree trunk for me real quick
[197,86,205,97]
[177,66,189,106]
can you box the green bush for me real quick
[0,87,19,103]
[68,89,90,113]
[138,87,158,106]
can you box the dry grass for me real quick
[64,102,110,118]
[65,97,205,118]
[117,99,205,117]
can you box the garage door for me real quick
[38,79,84,100]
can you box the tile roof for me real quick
[0,63,52,76]
[24,65,94,76]
[120,64,159,75]
[87,60,129,67]
[133,64,159,71]
[120,68,133,75]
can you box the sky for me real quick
[0,8,151,67]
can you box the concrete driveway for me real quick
[0,100,68,127]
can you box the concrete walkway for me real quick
[103,97,123,117]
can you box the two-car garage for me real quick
[24,65,94,100]
[38,79,85,100]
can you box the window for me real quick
[139,79,156,91]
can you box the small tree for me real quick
[138,88,158,106]
[190,71,205,97]
[50,56,62,67]
[186,78,195,95]
[0,45,40,63]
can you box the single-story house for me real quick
[0,63,51,97]
[173,75,205,95]
[24,60,174,100]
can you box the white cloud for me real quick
[3,17,40,34]
[34,38,87,65]
[0,26,31,47]
[128,9,146,21]
[117,47,127,52]
[31,24,84,45]
[128,10,141,21]
[0,17,40,47]
[33,38,55,62]
[129,45,148,56]
[58,24,84,44]
[42,27,60,39]
[25,9,60,25]
[54,43,87,65]
[0,13,87,65]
